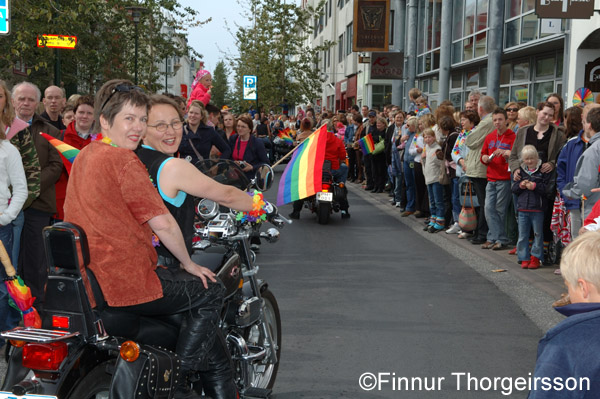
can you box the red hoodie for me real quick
[480,128,516,181]
[54,121,92,220]
[324,131,347,170]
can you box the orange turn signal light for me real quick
[120,341,140,362]
[10,340,25,348]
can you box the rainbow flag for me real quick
[278,128,295,145]
[277,125,328,206]
[358,133,375,155]
[39,132,80,174]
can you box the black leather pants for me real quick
[195,330,238,399]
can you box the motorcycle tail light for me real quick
[52,315,70,329]
[120,341,140,362]
[322,183,331,191]
[10,340,25,348]
[23,342,68,371]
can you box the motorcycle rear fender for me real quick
[1,341,115,397]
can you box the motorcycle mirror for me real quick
[254,164,274,191]
[196,199,219,220]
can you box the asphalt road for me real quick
[257,167,564,399]
[1,165,567,399]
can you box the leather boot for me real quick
[174,368,204,399]
[197,331,238,399]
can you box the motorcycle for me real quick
[0,161,288,399]
[301,160,349,225]
[271,136,292,164]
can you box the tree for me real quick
[0,0,208,94]
[229,0,333,113]
[211,60,229,109]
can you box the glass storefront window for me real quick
[450,92,463,109]
[427,0,433,51]
[452,41,462,64]
[453,0,464,41]
[476,0,488,31]
[533,81,554,105]
[500,64,511,85]
[433,50,440,70]
[372,85,393,110]
[513,61,529,81]
[431,76,439,94]
[522,13,538,43]
[464,0,476,36]
[425,54,432,72]
[557,54,563,78]
[505,0,522,19]
[452,72,462,89]
[466,70,479,87]
[475,32,487,58]
[511,84,528,103]
[464,37,473,61]
[418,56,424,74]
[505,19,520,48]
[420,79,429,92]
[417,1,425,53]
[433,0,442,49]
[480,66,487,88]
[522,0,534,13]
[499,87,510,106]
[535,56,554,78]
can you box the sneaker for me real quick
[414,211,425,218]
[401,211,414,217]
[457,231,472,239]
[528,256,541,269]
[389,198,395,203]
[508,247,517,255]
[520,260,530,269]
[481,241,494,249]
[250,243,260,251]
[491,242,506,251]
[470,237,486,245]
[395,202,402,207]
[445,222,461,234]
[341,210,351,219]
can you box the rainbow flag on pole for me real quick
[277,128,295,145]
[276,125,328,206]
[358,133,375,155]
[39,132,80,174]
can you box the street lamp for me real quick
[125,6,146,85]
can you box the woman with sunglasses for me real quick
[64,80,252,398]
[504,102,521,132]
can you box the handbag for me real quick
[439,162,450,185]
[458,206,477,232]
[373,137,385,155]
[459,176,479,208]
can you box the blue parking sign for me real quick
[243,75,257,100]
[0,0,9,35]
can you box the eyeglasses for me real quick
[100,83,145,112]
[506,108,519,112]
[147,120,183,132]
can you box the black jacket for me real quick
[511,162,551,212]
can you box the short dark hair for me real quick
[95,79,148,129]
[537,101,556,116]
[149,94,184,120]
[351,104,359,112]
[438,115,456,132]
[587,107,600,133]
[205,103,220,116]
[74,95,94,114]
[492,107,507,119]
[237,114,253,131]
[459,110,480,126]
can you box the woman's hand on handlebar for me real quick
[182,260,217,289]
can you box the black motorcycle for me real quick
[0,162,287,399]
[301,160,349,224]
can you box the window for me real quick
[338,34,344,62]
[346,23,353,55]
[327,48,331,68]
[389,10,395,46]
[325,1,328,26]
[372,85,392,110]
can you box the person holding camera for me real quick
[228,115,269,179]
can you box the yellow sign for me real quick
[37,35,77,49]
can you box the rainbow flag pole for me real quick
[276,125,328,206]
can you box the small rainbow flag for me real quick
[39,132,80,174]
[278,128,295,145]
[358,133,375,155]
[277,124,328,206]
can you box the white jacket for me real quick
[0,140,27,226]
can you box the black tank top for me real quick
[136,146,195,262]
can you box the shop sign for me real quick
[37,35,77,49]
[535,0,594,19]
[585,57,600,92]
[353,0,390,52]
[370,52,403,79]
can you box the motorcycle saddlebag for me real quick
[109,344,180,399]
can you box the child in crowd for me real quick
[529,232,600,398]
[187,69,212,108]
[422,128,445,233]
[512,145,551,269]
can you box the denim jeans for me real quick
[517,211,544,262]
[403,161,416,212]
[426,182,445,220]
[331,163,348,183]
[451,177,461,222]
[393,174,403,204]
[0,224,22,346]
[10,210,24,267]
[485,180,512,244]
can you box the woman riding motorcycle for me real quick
[64,79,253,399]
[136,94,257,397]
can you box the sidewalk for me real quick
[349,183,566,301]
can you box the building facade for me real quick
[304,0,600,111]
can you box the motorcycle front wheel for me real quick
[67,362,112,399]
[244,289,282,389]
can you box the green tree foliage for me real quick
[0,0,208,94]
[211,60,229,109]
[230,0,333,113]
